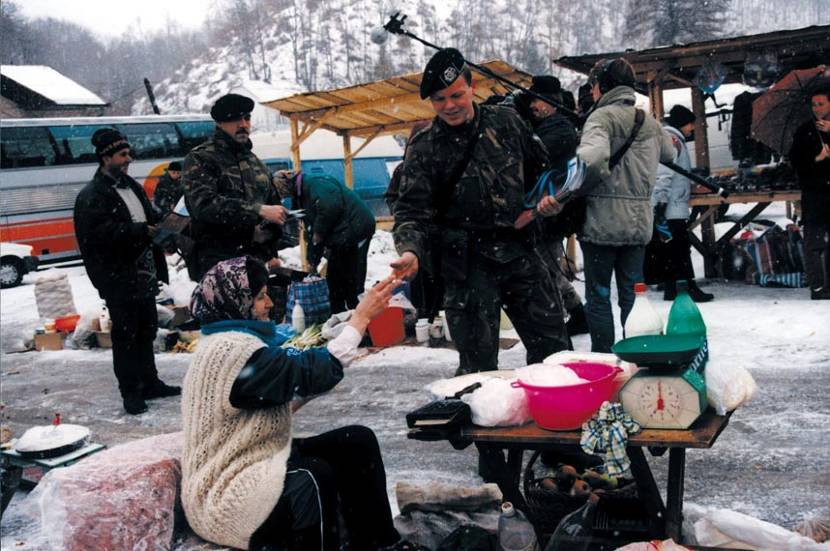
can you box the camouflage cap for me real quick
[420,48,467,99]
[210,93,255,122]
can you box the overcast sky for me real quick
[17,0,211,39]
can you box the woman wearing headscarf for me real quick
[181,256,410,550]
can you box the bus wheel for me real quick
[0,258,23,288]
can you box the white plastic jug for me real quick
[624,282,663,338]
[292,302,306,333]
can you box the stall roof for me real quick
[1,65,107,106]
[555,24,830,91]
[265,59,531,137]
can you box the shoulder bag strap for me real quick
[609,108,646,170]
[434,130,481,222]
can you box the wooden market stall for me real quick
[265,59,531,199]
[556,24,830,277]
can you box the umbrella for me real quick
[751,66,830,156]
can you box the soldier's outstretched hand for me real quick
[537,195,564,217]
[259,204,288,225]
[390,251,419,281]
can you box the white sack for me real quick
[694,507,830,550]
[705,360,758,415]
[34,271,76,321]
[461,378,531,427]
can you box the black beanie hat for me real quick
[665,105,696,129]
[92,128,130,158]
[168,161,182,171]
[210,93,255,122]
[420,48,467,99]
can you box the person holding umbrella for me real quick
[789,83,830,300]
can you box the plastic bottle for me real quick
[291,302,306,334]
[99,306,111,333]
[623,282,663,338]
[544,500,597,551]
[498,502,539,551]
[665,280,707,337]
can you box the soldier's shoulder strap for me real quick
[609,108,645,170]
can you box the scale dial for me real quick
[620,370,706,429]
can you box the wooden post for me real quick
[289,117,302,171]
[691,88,717,278]
[648,78,665,120]
[343,134,353,189]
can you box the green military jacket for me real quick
[182,128,282,269]
[393,104,548,263]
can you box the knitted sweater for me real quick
[181,331,292,549]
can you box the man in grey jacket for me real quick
[573,59,675,352]
[650,105,714,302]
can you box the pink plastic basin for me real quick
[512,362,622,431]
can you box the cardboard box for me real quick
[34,332,64,351]
[90,318,113,348]
[95,332,112,348]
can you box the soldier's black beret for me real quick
[210,93,255,122]
[420,48,467,99]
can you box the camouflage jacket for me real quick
[182,128,282,264]
[393,104,549,262]
[153,172,183,216]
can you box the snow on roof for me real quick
[1,65,106,106]
[234,79,303,104]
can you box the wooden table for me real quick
[688,190,800,277]
[409,410,732,543]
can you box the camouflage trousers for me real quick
[536,237,583,311]
[444,251,571,376]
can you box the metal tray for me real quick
[612,334,705,369]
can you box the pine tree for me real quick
[625,0,732,48]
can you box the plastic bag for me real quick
[796,508,830,543]
[461,378,531,427]
[705,360,757,415]
[694,507,830,550]
[34,271,76,321]
[545,500,597,551]
[70,310,101,350]
[321,310,352,340]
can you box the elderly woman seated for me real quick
[181,256,412,550]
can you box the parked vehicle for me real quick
[0,242,39,288]
[0,115,214,263]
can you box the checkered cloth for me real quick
[286,277,331,325]
[580,401,641,478]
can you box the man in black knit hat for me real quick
[74,128,181,415]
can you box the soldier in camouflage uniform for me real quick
[391,49,571,375]
[153,160,183,217]
[183,94,288,280]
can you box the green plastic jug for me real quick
[666,280,706,337]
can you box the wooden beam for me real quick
[345,128,382,162]
[343,134,353,189]
[648,79,665,120]
[289,117,301,170]
[344,120,432,137]
[691,87,715,277]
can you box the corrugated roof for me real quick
[265,59,531,136]
[556,24,830,91]
[1,65,106,106]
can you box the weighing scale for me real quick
[613,335,708,429]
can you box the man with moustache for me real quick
[391,48,570,376]
[74,129,179,415]
[183,93,288,280]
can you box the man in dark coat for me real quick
[74,129,179,415]
[275,171,376,313]
[183,93,288,280]
[153,160,183,216]
[790,84,830,300]
[527,75,588,336]
[390,48,570,375]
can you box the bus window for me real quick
[0,127,57,168]
[176,121,215,151]
[48,124,109,165]
[117,122,181,159]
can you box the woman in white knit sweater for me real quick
[182,256,413,550]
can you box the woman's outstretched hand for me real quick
[349,276,399,334]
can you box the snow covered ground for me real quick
[1,203,829,545]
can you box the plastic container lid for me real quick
[634,282,648,293]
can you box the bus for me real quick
[250,128,403,216]
[1,114,215,263]
[1,117,403,265]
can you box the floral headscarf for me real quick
[190,257,257,324]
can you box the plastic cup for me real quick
[415,319,429,343]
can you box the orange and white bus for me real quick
[0,115,214,263]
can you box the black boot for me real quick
[143,380,182,400]
[123,392,148,415]
[566,304,589,336]
[663,280,677,301]
[688,281,714,303]
[811,287,830,300]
